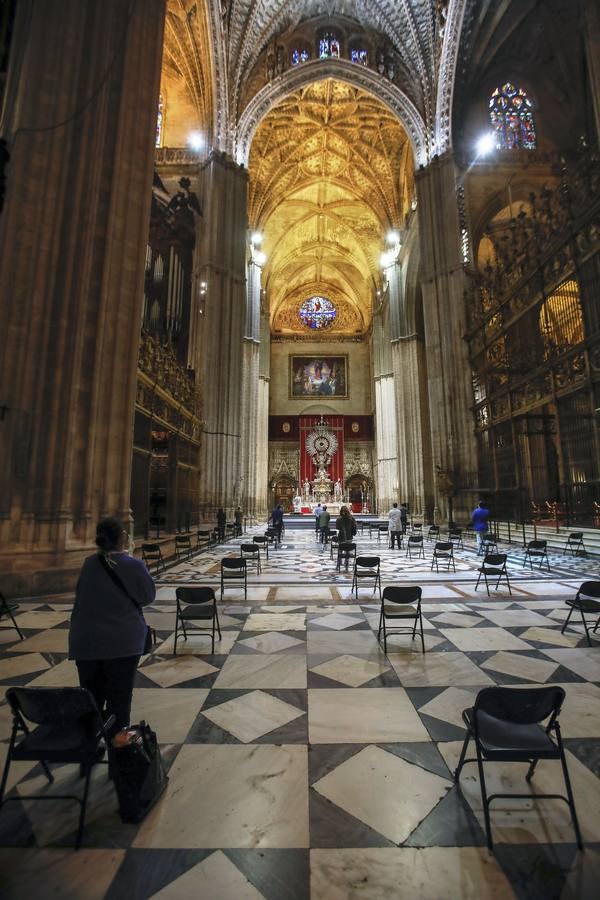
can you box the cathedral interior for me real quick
[1,1,600,897]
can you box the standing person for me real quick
[314,501,323,537]
[216,507,226,542]
[68,517,155,737]
[471,500,490,551]
[400,502,408,534]
[388,502,403,549]
[335,505,356,570]
[234,506,243,536]
[318,504,331,544]
[271,503,284,544]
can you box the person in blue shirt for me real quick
[471,501,490,551]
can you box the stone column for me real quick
[239,253,262,520]
[416,153,478,522]
[372,304,398,513]
[0,0,166,594]
[196,151,248,517]
[584,0,600,146]
[255,297,271,520]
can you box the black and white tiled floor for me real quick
[1,526,600,898]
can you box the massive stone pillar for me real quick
[239,253,263,520]
[373,304,398,514]
[387,238,432,519]
[416,153,478,522]
[0,0,166,594]
[255,299,271,520]
[196,152,248,516]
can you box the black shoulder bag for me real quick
[98,555,154,654]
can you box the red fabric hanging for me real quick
[299,416,345,489]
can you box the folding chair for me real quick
[337,541,356,573]
[265,527,278,549]
[141,542,166,574]
[431,541,456,573]
[564,532,585,557]
[174,586,221,655]
[475,553,511,596]
[523,539,550,571]
[0,687,115,849]
[377,586,424,654]
[405,534,425,560]
[479,532,498,556]
[196,529,213,550]
[426,525,440,542]
[174,533,193,561]
[241,542,261,574]
[329,532,340,560]
[377,524,388,544]
[454,686,583,852]
[351,556,381,599]
[561,581,600,646]
[410,522,423,535]
[221,557,247,599]
[253,534,269,560]
[0,592,24,640]
[448,528,463,550]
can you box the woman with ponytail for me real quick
[68,517,155,735]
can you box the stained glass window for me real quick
[351,48,368,66]
[319,33,340,59]
[299,296,337,329]
[489,82,536,150]
[155,94,164,148]
[291,48,310,66]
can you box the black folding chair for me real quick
[475,553,511,596]
[141,542,166,574]
[174,534,193,561]
[561,581,600,646]
[377,524,388,544]
[405,534,425,560]
[351,556,381,599]
[564,532,585,557]
[329,533,340,560]
[196,528,213,550]
[174,586,221,655]
[337,541,356,572]
[253,534,269,560]
[479,532,498,556]
[523,539,550,571]
[241,542,261,574]
[220,557,247,599]
[448,528,463,550]
[431,541,456,573]
[426,525,440,542]
[454,686,583,852]
[0,687,115,849]
[377,586,424,654]
[0,592,24,640]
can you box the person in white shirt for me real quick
[388,502,403,549]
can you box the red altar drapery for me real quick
[299,416,345,489]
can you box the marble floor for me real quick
[1,525,599,898]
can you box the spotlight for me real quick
[187,131,204,151]
[254,250,267,266]
[387,230,400,246]
[475,133,495,157]
[250,232,263,246]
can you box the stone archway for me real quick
[236,58,428,167]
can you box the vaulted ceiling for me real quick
[248,79,414,336]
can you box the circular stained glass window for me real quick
[299,296,336,329]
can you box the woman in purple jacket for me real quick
[69,517,155,733]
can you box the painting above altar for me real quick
[290,355,348,399]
